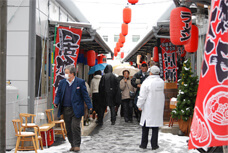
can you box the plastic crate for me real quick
[41,128,54,146]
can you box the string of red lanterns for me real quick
[113,0,139,60]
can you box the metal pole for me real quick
[0,0,7,152]
[28,0,36,114]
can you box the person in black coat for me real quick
[99,65,119,125]
[131,62,149,122]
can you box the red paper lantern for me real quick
[129,61,133,65]
[116,42,121,51]
[181,50,186,57]
[170,7,192,45]
[116,46,120,52]
[97,55,103,64]
[114,48,118,57]
[128,0,138,4]
[122,23,128,36]
[87,50,96,67]
[153,46,159,62]
[184,25,198,53]
[119,42,124,48]
[121,52,124,59]
[119,33,125,43]
[123,7,131,24]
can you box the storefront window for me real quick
[132,35,140,42]
[114,35,119,42]
[103,35,108,42]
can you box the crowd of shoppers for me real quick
[54,63,165,152]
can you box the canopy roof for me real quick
[49,0,113,56]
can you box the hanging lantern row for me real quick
[86,51,107,66]
[113,1,139,60]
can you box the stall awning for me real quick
[49,20,113,56]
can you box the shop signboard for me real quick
[158,38,178,82]
[189,0,228,149]
[53,26,82,101]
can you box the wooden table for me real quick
[39,123,55,148]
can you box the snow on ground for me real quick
[7,114,199,153]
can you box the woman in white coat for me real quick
[137,65,165,150]
[90,70,103,125]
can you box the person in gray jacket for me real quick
[120,70,135,122]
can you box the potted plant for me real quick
[171,59,199,135]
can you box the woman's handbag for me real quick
[126,82,135,99]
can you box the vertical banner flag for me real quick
[159,38,178,82]
[53,26,82,101]
[189,0,228,149]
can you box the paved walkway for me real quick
[8,111,199,153]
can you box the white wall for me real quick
[7,0,30,113]
[7,0,79,114]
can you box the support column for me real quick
[28,0,36,114]
[0,0,7,152]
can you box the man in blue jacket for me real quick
[54,65,92,152]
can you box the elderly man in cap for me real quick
[137,65,165,150]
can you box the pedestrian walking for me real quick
[119,70,134,123]
[131,62,149,122]
[115,75,123,117]
[137,65,165,150]
[90,70,104,125]
[99,65,119,125]
[54,65,92,152]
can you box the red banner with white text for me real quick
[189,0,228,149]
[160,38,178,82]
[53,26,82,102]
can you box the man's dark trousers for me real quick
[109,106,116,123]
[141,122,159,149]
[63,107,81,147]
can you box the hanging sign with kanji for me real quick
[159,38,178,82]
[53,26,82,101]
[189,0,228,149]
